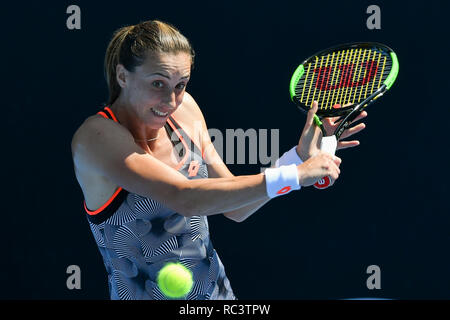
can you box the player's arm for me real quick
[202,130,273,223]
[183,93,278,223]
[209,148,272,223]
[71,114,271,218]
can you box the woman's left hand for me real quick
[322,106,368,151]
[296,102,368,161]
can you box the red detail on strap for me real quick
[84,187,124,215]
[103,106,119,122]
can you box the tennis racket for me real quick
[289,42,399,189]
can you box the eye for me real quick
[152,81,164,88]
[176,82,187,90]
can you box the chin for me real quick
[148,118,167,129]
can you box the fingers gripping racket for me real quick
[289,42,399,189]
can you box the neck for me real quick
[109,100,162,142]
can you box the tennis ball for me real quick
[156,262,193,298]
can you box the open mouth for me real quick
[151,107,169,117]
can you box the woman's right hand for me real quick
[297,151,341,187]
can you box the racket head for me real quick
[290,42,399,118]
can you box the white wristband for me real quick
[264,164,300,198]
[275,146,303,167]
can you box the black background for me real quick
[2,0,449,300]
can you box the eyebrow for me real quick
[148,72,190,80]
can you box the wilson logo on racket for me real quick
[314,60,379,91]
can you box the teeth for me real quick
[151,108,168,116]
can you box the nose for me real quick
[163,90,177,110]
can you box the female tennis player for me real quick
[71,20,366,300]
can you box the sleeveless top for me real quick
[83,106,236,300]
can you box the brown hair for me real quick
[104,20,195,105]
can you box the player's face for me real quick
[123,51,191,126]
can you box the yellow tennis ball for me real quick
[157,263,193,298]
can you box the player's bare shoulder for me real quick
[72,115,109,155]
[71,113,132,172]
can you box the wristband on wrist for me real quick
[275,146,303,167]
[264,164,300,198]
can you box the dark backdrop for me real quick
[2,0,449,299]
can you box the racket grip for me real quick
[314,136,337,189]
[320,135,337,155]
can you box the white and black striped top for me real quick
[83,106,235,300]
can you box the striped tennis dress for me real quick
[83,106,236,300]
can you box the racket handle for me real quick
[314,136,337,189]
[320,135,337,155]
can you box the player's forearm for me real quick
[177,174,269,217]
[222,197,271,222]
[218,162,286,222]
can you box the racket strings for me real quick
[299,49,387,107]
[296,48,392,111]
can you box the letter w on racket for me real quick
[314,60,379,91]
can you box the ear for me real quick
[115,64,129,89]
